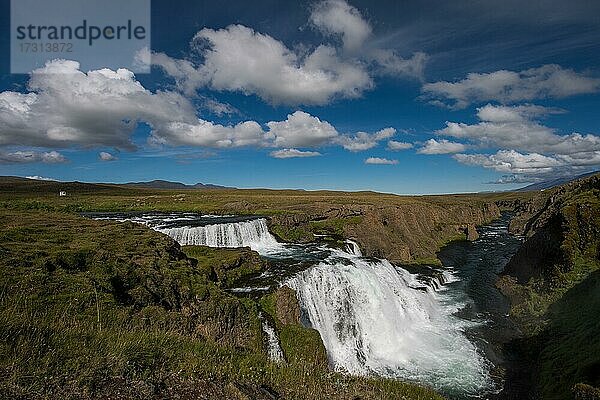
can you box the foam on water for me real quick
[344,239,362,256]
[157,218,284,253]
[286,248,493,396]
[260,313,284,363]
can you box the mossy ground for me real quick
[270,224,314,243]
[536,270,600,400]
[180,245,266,288]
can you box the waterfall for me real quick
[88,211,498,395]
[89,213,285,255]
[344,239,362,256]
[427,270,459,293]
[286,249,493,396]
[260,313,284,363]
[158,218,281,252]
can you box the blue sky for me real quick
[1,0,599,194]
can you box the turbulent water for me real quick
[344,239,362,256]
[88,211,522,399]
[260,313,285,363]
[286,250,492,396]
[158,218,280,251]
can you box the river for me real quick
[88,211,523,399]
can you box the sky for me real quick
[1,0,600,194]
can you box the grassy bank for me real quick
[497,174,600,399]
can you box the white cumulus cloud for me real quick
[310,0,372,53]
[267,111,338,148]
[335,127,396,151]
[153,119,271,148]
[365,157,398,165]
[418,139,466,154]
[0,59,407,161]
[387,140,413,151]
[437,104,600,155]
[437,104,600,179]
[422,64,600,109]
[270,148,322,158]
[99,151,118,161]
[0,59,197,150]
[454,150,563,175]
[153,0,426,106]
[189,24,372,105]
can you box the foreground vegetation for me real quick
[0,207,442,399]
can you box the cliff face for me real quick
[270,200,500,264]
[345,202,499,263]
[496,173,600,399]
[504,174,600,237]
[501,173,600,284]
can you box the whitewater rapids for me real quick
[286,248,493,396]
[157,218,283,253]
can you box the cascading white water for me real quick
[344,239,362,256]
[158,218,281,252]
[260,313,285,363]
[428,270,460,293]
[286,248,493,396]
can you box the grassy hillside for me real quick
[0,208,443,399]
[497,173,600,399]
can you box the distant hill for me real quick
[123,180,233,190]
[0,176,125,194]
[0,177,233,194]
[516,171,599,192]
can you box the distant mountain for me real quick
[516,171,598,192]
[123,180,233,190]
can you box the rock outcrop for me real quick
[464,224,479,241]
[275,286,301,326]
[501,173,600,283]
[182,245,267,288]
[270,200,500,264]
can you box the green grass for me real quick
[536,270,600,400]
[408,257,443,267]
[508,257,599,335]
[309,216,363,237]
[181,245,266,288]
[270,224,314,243]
